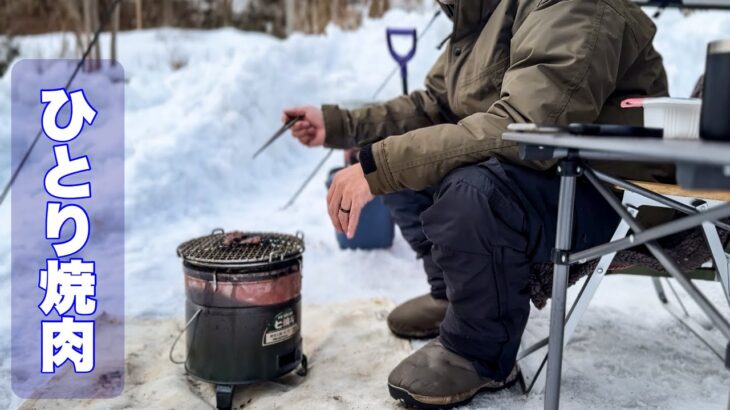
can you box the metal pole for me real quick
[281,149,334,209]
[544,160,578,410]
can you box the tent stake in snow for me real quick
[386,28,418,96]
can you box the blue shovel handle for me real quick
[386,28,417,95]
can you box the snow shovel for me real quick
[386,28,418,96]
[372,10,442,100]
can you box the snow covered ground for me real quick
[1,5,730,409]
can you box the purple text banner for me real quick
[11,59,125,399]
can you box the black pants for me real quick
[381,159,619,381]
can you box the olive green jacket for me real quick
[322,0,671,195]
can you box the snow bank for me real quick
[1,6,730,409]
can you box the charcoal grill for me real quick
[174,229,307,410]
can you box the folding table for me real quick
[501,132,730,409]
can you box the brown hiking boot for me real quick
[388,339,520,409]
[387,294,448,339]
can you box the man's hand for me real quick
[282,106,326,147]
[327,164,374,239]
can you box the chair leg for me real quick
[647,202,730,361]
[653,276,726,360]
[519,219,630,395]
[652,276,668,304]
[701,221,730,303]
[519,190,730,394]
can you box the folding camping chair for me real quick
[518,178,730,394]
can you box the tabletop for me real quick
[502,132,730,165]
[502,131,730,190]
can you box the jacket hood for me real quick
[443,0,503,42]
[439,3,455,18]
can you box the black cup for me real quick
[700,39,730,142]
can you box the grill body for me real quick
[177,231,305,388]
[184,298,303,384]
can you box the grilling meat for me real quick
[222,231,263,246]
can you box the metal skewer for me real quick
[253,115,303,159]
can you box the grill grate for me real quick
[177,230,304,268]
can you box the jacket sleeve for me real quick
[322,50,453,149]
[362,0,648,195]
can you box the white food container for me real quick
[621,97,702,140]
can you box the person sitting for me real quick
[283,0,671,406]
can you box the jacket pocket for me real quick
[460,55,510,88]
[455,56,510,113]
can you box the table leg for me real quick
[544,163,578,410]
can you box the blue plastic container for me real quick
[326,167,395,250]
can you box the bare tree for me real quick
[369,0,390,18]
[60,0,85,58]
[111,0,119,64]
[92,0,102,69]
[162,0,173,26]
[220,0,232,26]
[135,0,143,29]
[82,0,92,69]
[0,0,413,38]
